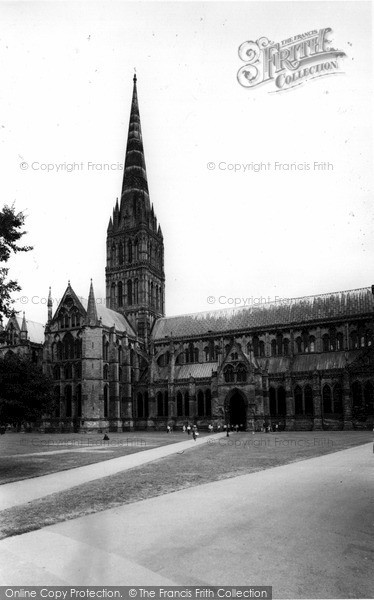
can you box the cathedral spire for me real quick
[47,287,53,322]
[20,311,28,340]
[86,280,99,326]
[121,74,150,204]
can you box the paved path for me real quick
[0,433,221,510]
[0,442,373,597]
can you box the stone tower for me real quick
[106,74,165,340]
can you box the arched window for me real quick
[137,392,144,418]
[110,283,116,305]
[295,337,303,353]
[53,386,60,418]
[197,390,204,416]
[53,365,60,380]
[364,382,374,416]
[134,239,139,261]
[294,385,303,415]
[224,364,235,383]
[278,386,286,415]
[127,240,133,263]
[157,392,164,416]
[157,352,170,367]
[75,362,82,379]
[175,352,184,365]
[103,364,109,379]
[336,332,344,351]
[134,280,139,304]
[57,341,63,360]
[194,347,199,362]
[102,338,109,361]
[283,338,290,355]
[76,384,82,418]
[323,384,332,413]
[329,328,337,351]
[65,385,72,417]
[333,383,343,414]
[118,243,124,265]
[104,385,109,418]
[111,244,116,267]
[118,282,123,307]
[204,346,209,362]
[366,330,373,347]
[309,336,316,353]
[75,339,82,359]
[302,331,309,352]
[205,389,212,416]
[63,333,74,360]
[351,381,362,408]
[252,336,259,357]
[236,363,247,383]
[304,385,314,415]
[269,387,276,415]
[276,333,283,356]
[350,331,358,350]
[64,363,73,379]
[322,334,330,352]
[144,391,149,418]
[177,391,183,416]
[259,340,265,357]
[127,280,133,306]
[184,391,190,416]
[271,339,277,357]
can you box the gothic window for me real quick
[75,363,82,379]
[366,330,373,347]
[351,381,362,409]
[150,282,154,307]
[252,336,259,357]
[176,352,184,365]
[205,389,212,416]
[102,338,109,361]
[76,385,82,418]
[137,393,144,418]
[350,331,358,350]
[177,391,183,416]
[127,240,133,264]
[111,244,116,266]
[134,280,139,304]
[65,386,72,417]
[224,364,235,383]
[103,364,109,379]
[323,384,332,413]
[119,367,122,382]
[127,280,133,306]
[144,391,149,418]
[157,391,168,417]
[259,340,265,357]
[104,385,109,418]
[333,383,343,414]
[194,348,199,362]
[118,282,123,308]
[236,363,247,383]
[64,363,73,379]
[157,352,170,367]
[294,385,303,415]
[53,386,60,418]
[269,387,276,415]
[75,339,82,359]
[63,333,74,360]
[57,341,63,360]
[309,336,316,353]
[64,314,70,329]
[304,385,314,415]
[278,386,286,415]
[322,334,330,352]
[53,365,60,380]
[336,332,344,351]
[51,342,57,361]
[276,333,283,356]
[204,346,209,362]
[118,345,122,364]
[231,352,238,361]
[197,390,204,416]
[329,328,337,351]
[118,243,124,265]
[134,239,139,261]
[185,342,196,364]
[184,391,190,416]
[271,339,277,357]
[110,283,116,305]
[283,338,290,355]
[295,337,303,353]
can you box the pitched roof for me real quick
[152,287,374,340]
[14,317,44,345]
[157,362,218,381]
[79,298,136,336]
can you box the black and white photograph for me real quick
[0,1,373,599]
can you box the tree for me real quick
[0,353,53,428]
[0,204,33,318]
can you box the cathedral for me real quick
[6,75,374,432]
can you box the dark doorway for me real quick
[229,391,247,428]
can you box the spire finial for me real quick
[133,69,137,83]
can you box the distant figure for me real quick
[167,425,171,434]
[192,430,197,441]
[226,428,230,437]
[217,424,221,432]
[187,425,191,435]
[235,424,239,433]
[182,425,186,433]
[275,423,279,432]
[103,433,109,441]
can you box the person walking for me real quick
[192,430,197,441]
[187,425,191,435]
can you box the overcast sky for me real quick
[1,0,372,325]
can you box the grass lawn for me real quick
[0,431,188,484]
[0,430,371,540]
